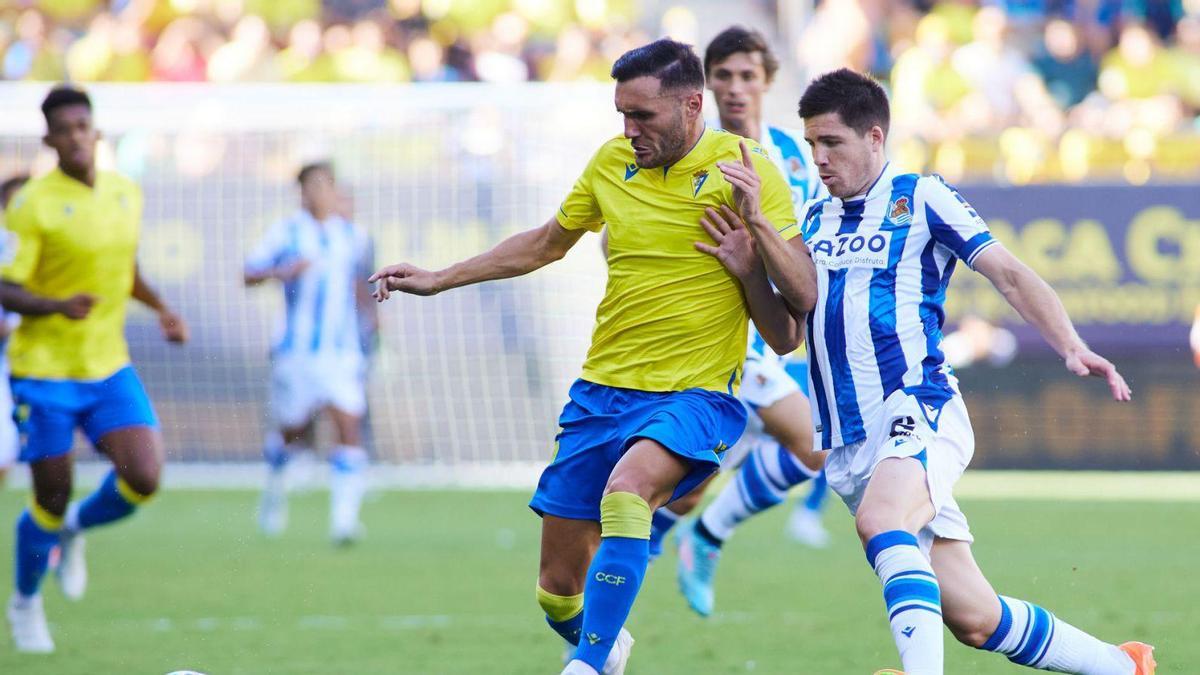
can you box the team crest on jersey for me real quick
[624,163,639,181]
[888,196,912,224]
[691,169,709,197]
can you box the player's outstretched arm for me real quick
[973,244,1131,401]
[370,217,586,301]
[133,263,189,344]
[717,141,818,314]
[696,205,805,353]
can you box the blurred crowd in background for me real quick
[2,0,1199,183]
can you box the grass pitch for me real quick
[0,477,1196,674]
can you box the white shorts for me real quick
[724,357,803,469]
[824,390,975,557]
[271,352,366,429]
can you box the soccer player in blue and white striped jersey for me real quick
[244,162,378,545]
[701,69,1155,675]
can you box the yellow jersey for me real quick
[2,168,143,380]
[557,127,798,393]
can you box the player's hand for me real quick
[159,309,189,344]
[57,293,95,320]
[695,206,762,281]
[368,263,441,300]
[273,258,311,282]
[717,140,763,223]
[1064,347,1131,401]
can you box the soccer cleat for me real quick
[676,521,720,617]
[6,594,54,653]
[601,628,634,675]
[786,505,830,548]
[871,670,904,675]
[55,531,87,601]
[330,522,365,548]
[257,473,288,537]
[1119,641,1156,675]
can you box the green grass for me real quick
[0,487,1195,674]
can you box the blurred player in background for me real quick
[244,161,377,546]
[1190,304,1200,369]
[707,68,1154,675]
[2,86,189,653]
[0,174,29,486]
[370,39,815,675]
[628,26,827,619]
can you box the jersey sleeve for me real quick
[920,175,996,268]
[555,147,606,233]
[1,189,42,285]
[751,147,800,241]
[244,219,292,274]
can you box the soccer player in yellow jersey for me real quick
[1,86,188,653]
[371,39,817,674]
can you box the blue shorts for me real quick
[11,365,159,463]
[529,379,748,521]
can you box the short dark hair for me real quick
[799,68,890,136]
[610,38,704,92]
[704,26,779,82]
[297,161,334,185]
[1,174,29,209]
[41,85,92,127]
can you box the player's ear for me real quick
[685,90,703,118]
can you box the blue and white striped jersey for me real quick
[245,210,373,359]
[800,164,997,449]
[746,124,826,366]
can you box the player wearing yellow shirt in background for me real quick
[370,39,816,675]
[2,86,188,654]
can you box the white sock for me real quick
[699,441,815,541]
[981,596,1135,674]
[868,531,944,675]
[329,445,368,535]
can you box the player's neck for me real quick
[58,163,95,188]
[720,116,761,142]
[306,206,334,222]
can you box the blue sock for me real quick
[867,530,944,673]
[572,492,650,671]
[648,508,680,559]
[803,469,829,512]
[264,434,291,472]
[14,505,62,597]
[536,586,584,645]
[74,469,147,530]
[979,595,1134,672]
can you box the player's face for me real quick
[43,104,97,175]
[615,76,700,169]
[804,111,885,199]
[301,169,338,215]
[708,51,770,132]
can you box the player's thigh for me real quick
[855,456,935,543]
[96,426,164,496]
[539,515,600,595]
[931,537,1002,647]
[605,437,692,509]
[755,391,824,472]
[665,472,716,515]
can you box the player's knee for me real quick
[34,484,72,517]
[946,611,996,649]
[854,507,901,546]
[117,462,162,499]
[536,570,583,598]
[602,473,654,503]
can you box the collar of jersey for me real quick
[46,166,99,192]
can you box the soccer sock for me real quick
[647,507,680,557]
[329,445,368,534]
[802,469,829,513]
[572,492,651,672]
[67,469,149,531]
[263,433,292,474]
[979,595,1135,674]
[867,530,944,675]
[14,503,62,598]
[537,585,584,646]
[699,441,817,542]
